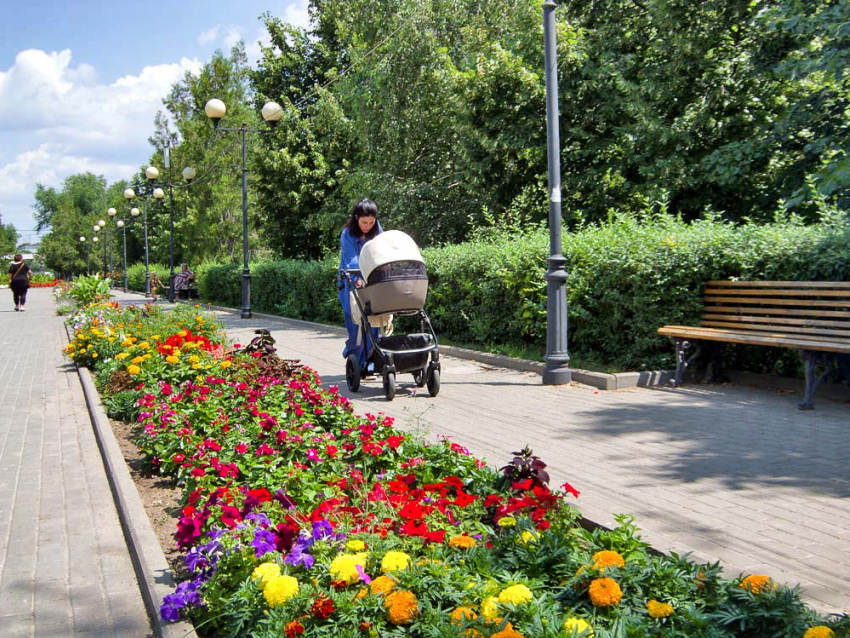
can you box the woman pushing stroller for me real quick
[338,199,382,373]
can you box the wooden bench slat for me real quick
[702,313,850,330]
[700,320,850,339]
[703,305,850,319]
[705,288,850,298]
[703,296,850,309]
[657,326,850,353]
[707,280,850,289]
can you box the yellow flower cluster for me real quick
[564,617,594,637]
[346,539,366,552]
[330,552,368,584]
[517,531,538,546]
[497,516,517,528]
[646,600,674,618]
[263,574,299,608]
[381,550,412,573]
[498,584,533,606]
[803,627,835,638]
[252,562,281,588]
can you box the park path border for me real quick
[65,325,198,638]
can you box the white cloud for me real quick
[223,26,243,50]
[0,49,202,231]
[198,25,220,45]
[284,0,311,31]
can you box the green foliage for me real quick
[196,212,850,373]
[0,214,17,257]
[67,274,112,307]
[125,263,173,294]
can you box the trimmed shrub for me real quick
[193,212,850,371]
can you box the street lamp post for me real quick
[124,172,162,298]
[116,207,141,293]
[107,207,117,276]
[203,98,282,319]
[541,0,571,385]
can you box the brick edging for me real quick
[65,325,198,638]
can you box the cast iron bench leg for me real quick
[799,350,836,410]
[672,338,700,387]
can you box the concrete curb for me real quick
[171,299,673,391]
[66,326,198,638]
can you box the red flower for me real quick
[285,620,305,637]
[173,454,185,463]
[561,480,581,499]
[311,595,335,619]
[511,478,533,491]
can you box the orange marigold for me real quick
[451,607,478,624]
[385,590,419,625]
[588,577,623,607]
[591,550,625,570]
[646,599,674,618]
[739,574,775,595]
[449,535,477,549]
[492,627,524,638]
[370,575,396,596]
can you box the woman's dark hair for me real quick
[345,199,380,240]
[13,254,23,261]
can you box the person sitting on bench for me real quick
[173,263,195,299]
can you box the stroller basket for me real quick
[375,333,433,373]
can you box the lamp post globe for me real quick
[261,101,283,128]
[80,236,85,242]
[124,188,135,200]
[153,187,165,199]
[116,220,124,228]
[92,236,98,243]
[108,207,117,217]
[182,166,196,183]
[204,99,226,128]
[94,224,101,233]
[145,166,159,180]
[98,220,106,228]
[131,208,140,217]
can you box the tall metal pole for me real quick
[240,122,252,319]
[143,198,151,298]
[165,145,176,303]
[542,0,571,385]
[121,225,128,293]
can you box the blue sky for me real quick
[0,0,309,244]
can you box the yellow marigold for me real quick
[517,531,538,545]
[449,535,476,549]
[172,348,181,356]
[251,562,281,588]
[646,600,674,619]
[192,364,202,370]
[116,352,129,360]
[370,575,396,596]
[591,550,625,570]
[330,552,368,585]
[803,627,835,638]
[188,355,200,364]
[498,584,533,606]
[263,574,299,607]
[91,352,98,358]
[498,516,517,528]
[127,365,141,375]
[739,574,775,595]
[385,590,418,625]
[142,353,151,360]
[121,339,133,347]
[150,334,161,340]
[178,330,187,337]
[138,341,150,349]
[381,550,412,573]
[588,577,622,607]
[166,355,179,364]
[564,617,594,637]
[480,596,500,620]
[346,539,366,552]
[219,360,232,369]
[131,356,145,364]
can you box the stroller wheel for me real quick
[345,355,361,392]
[427,368,440,397]
[412,369,427,387]
[383,372,396,401]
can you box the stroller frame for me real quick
[342,269,441,401]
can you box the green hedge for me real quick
[123,263,173,294]
[196,212,850,371]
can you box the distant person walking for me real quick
[8,253,32,311]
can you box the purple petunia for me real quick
[251,528,277,557]
[160,579,203,622]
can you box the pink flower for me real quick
[235,442,248,454]
[306,448,322,463]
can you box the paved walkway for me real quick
[193,301,849,615]
[0,289,152,637]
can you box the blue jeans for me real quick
[343,311,379,368]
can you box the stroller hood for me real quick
[359,230,423,281]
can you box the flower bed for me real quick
[64,303,848,638]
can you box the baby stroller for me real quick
[341,230,441,401]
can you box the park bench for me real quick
[658,280,850,409]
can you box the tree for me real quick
[0,213,18,258]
